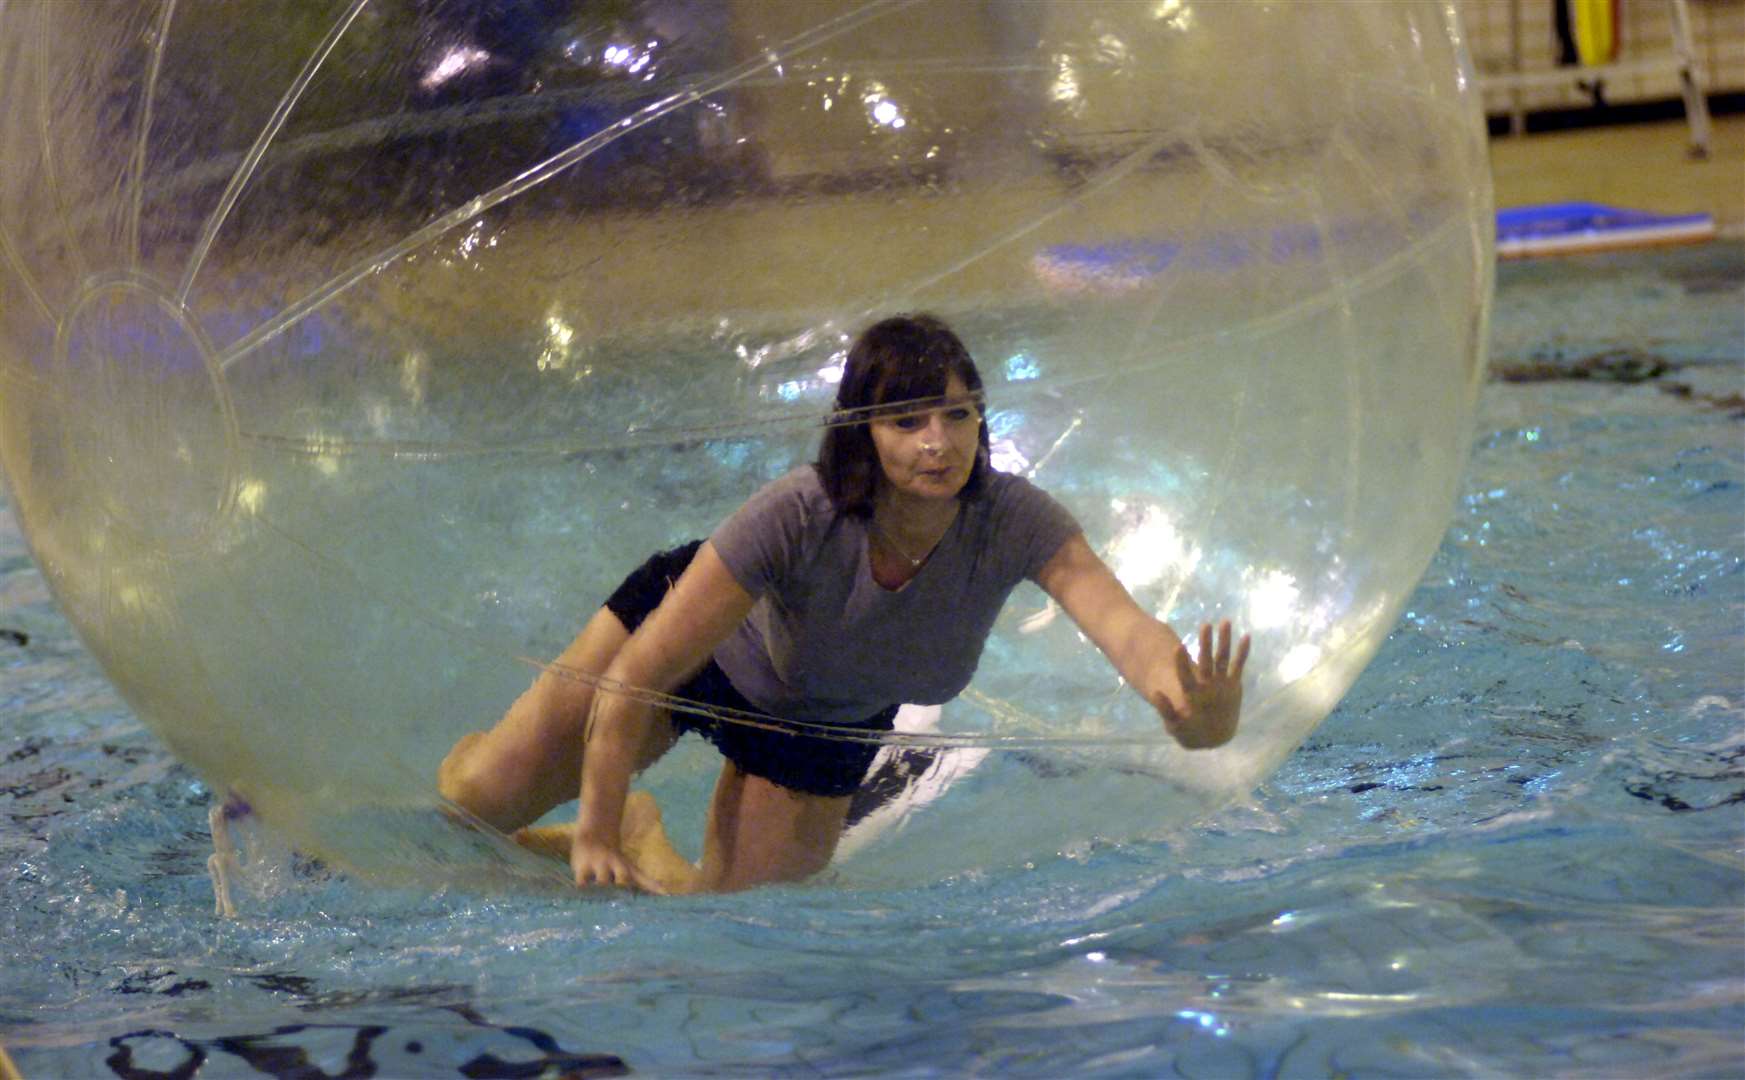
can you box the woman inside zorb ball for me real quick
[439,313,1250,894]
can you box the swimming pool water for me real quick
[2,243,1741,1077]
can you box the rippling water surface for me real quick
[2,244,1741,1078]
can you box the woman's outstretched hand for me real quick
[1153,621,1250,750]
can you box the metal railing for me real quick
[1480,0,1712,157]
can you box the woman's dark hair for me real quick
[816,313,991,516]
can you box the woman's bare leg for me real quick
[698,763,852,892]
[514,767,851,894]
[438,607,674,831]
[510,763,855,894]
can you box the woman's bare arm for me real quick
[1035,534,1248,749]
[571,541,755,888]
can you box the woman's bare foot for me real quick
[511,821,572,862]
[512,791,704,894]
[619,789,666,846]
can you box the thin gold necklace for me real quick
[871,514,950,568]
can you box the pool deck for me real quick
[169,109,1741,351]
[1487,112,1744,237]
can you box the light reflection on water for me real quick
[1,244,1741,1077]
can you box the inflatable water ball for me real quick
[0,0,1491,888]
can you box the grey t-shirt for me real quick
[708,466,1080,726]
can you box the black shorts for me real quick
[604,540,898,798]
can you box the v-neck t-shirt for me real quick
[708,465,1080,726]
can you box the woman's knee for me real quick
[438,723,573,829]
[437,731,502,816]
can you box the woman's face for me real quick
[867,373,982,505]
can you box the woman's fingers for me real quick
[1193,621,1247,679]
[1174,640,1200,694]
[573,851,663,894]
[577,866,623,889]
[1194,621,1235,677]
[1186,621,1256,680]
[572,847,618,889]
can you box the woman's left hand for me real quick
[1152,621,1250,750]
